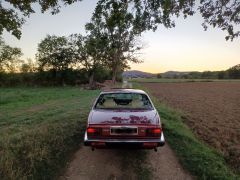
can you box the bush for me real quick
[0,68,109,87]
[0,66,115,87]
[156,73,162,78]
[94,66,111,83]
[227,64,240,79]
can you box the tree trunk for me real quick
[89,71,95,89]
[112,66,117,84]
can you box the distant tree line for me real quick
[0,36,120,87]
[157,64,240,79]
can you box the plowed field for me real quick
[144,82,240,172]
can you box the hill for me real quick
[122,70,191,78]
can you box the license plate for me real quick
[110,126,138,135]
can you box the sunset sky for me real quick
[2,0,240,73]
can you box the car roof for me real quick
[100,88,147,95]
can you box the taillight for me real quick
[87,128,96,133]
[146,128,161,137]
[87,127,101,136]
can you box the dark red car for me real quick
[84,89,165,150]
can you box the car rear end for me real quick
[84,89,165,150]
[84,124,165,149]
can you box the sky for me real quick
[2,0,240,73]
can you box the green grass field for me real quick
[0,87,100,179]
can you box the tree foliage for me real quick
[21,58,37,73]
[36,35,76,71]
[107,0,239,40]
[36,34,111,87]
[200,0,240,40]
[0,0,82,39]
[128,0,195,32]
[0,37,22,72]
[68,33,108,87]
[1,0,239,40]
[228,64,240,78]
[0,3,24,39]
[86,0,143,83]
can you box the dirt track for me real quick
[60,144,192,180]
[59,82,194,180]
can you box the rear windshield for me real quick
[94,93,153,110]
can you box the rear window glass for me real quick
[94,93,153,110]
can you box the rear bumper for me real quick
[84,131,165,148]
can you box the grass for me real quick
[134,82,240,180]
[0,86,152,180]
[0,87,100,179]
[129,78,240,83]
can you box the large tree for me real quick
[86,0,143,84]
[0,37,22,72]
[68,33,107,88]
[36,34,107,87]
[36,35,76,71]
[83,35,109,87]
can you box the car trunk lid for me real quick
[88,109,159,125]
